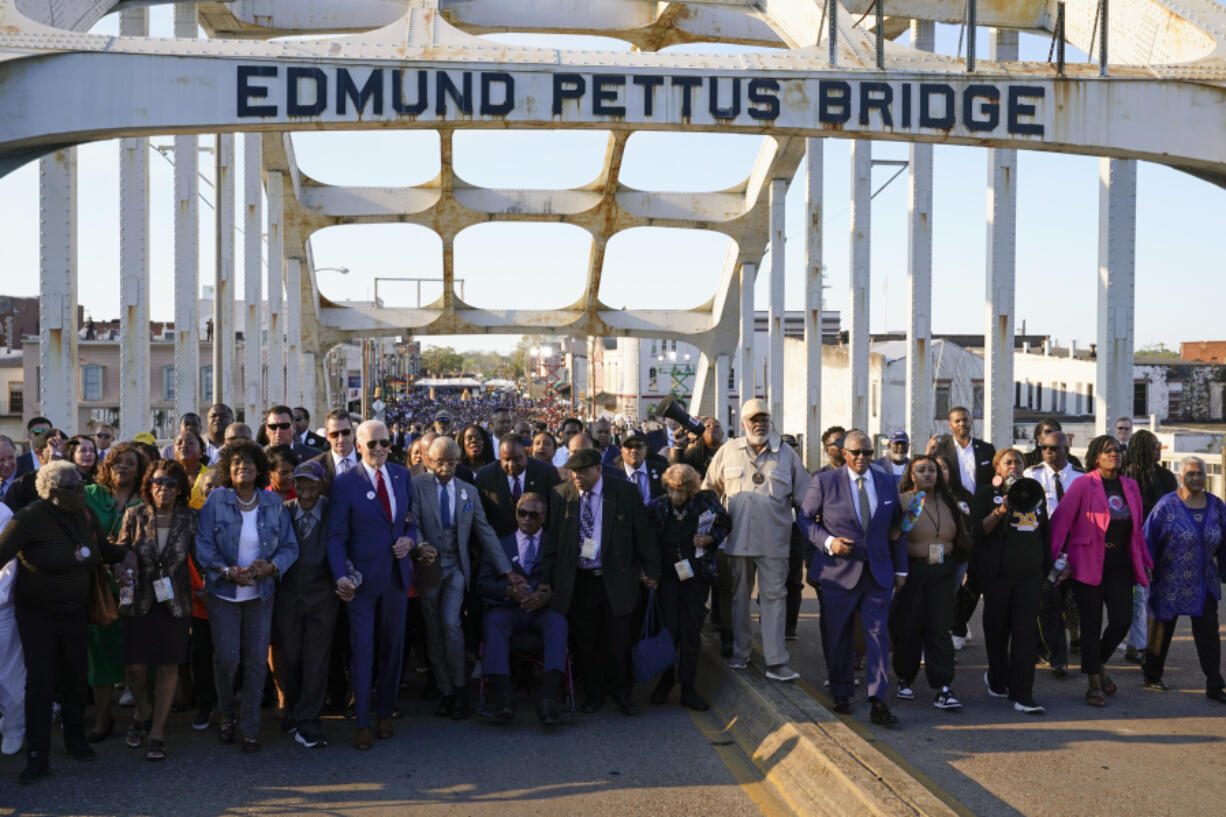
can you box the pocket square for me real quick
[883,500,894,505]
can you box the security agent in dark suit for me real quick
[935,407,996,498]
[14,417,52,477]
[477,492,569,727]
[475,435,562,539]
[537,448,660,715]
[308,409,361,495]
[293,407,327,452]
[612,431,668,504]
[259,405,321,463]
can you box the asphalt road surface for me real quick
[0,677,781,817]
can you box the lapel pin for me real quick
[366,491,376,501]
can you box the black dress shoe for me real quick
[17,754,50,784]
[64,735,96,762]
[494,695,515,721]
[420,677,442,701]
[1207,687,1226,703]
[537,698,560,727]
[680,685,709,711]
[650,676,674,705]
[870,700,899,726]
[450,694,471,720]
[579,697,603,713]
[612,694,639,716]
[434,694,455,718]
[832,697,852,715]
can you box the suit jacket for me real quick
[114,503,198,618]
[474,459,562,538]
[299,430,327,452]
[308,449,360,495]
[14,451,36,478]
[538,476,660,618]
[412,473,511,588]
[1048,470,1152,587]
[612,455,669,502]
[326,463,416,598]
[799,466,907,590]
[2,469,39,514]
[937,437,996,496]
[477,532,545,604]
[873,456,909,486]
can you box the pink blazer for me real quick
[1049,470,1152,587]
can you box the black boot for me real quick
[680,684,709,711]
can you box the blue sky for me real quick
[0,11,1222,356]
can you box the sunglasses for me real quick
[623,442,645,449]
[31,428,52,436]
[364,439,392,449]
[845,448,875,457]
[516,509,542,519]
[151,477,179,488]
[1038,445,1062,452]
[266,422,292,431]
[327,428,352,438]
[95,432,113,439]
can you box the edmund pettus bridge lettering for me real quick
[237,65,1047,137]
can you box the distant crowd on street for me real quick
[0,387,1222,784]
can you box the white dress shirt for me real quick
[332,450,358,476]
[360,461,397,521]
[1024,461,1082,514]
[955,438,978,494]
[823,467,879,554]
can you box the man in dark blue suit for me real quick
[477,492,568,727]
[799,429,908,726]
[327,419,417,750]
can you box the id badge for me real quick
[580,538,598,561]
[927,544,944,566]
[674,559,694,581]
[153,576,174,603]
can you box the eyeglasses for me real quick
[327,429,352,438]
[364,439,392,449]
[151,477,179,488]
[266,422,292,431]
[845,449,875,457]
[516,509,542,519]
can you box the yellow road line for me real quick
[686,706,798,817]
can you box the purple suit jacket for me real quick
[799,466,907,590]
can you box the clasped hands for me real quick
[226,558,276,587]
[505,573,540,610]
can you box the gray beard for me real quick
[747,432,768,446]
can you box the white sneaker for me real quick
[727,659,748,670]
[896,684,914,701]
[933,687,963,710]
[951,635,967,651]
[765,664,800,682]
[984,672,1009,698]
[1013,699,1046,715]
[118,686,135,707]
[1,732,22,756]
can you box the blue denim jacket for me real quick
[196,488,299,601]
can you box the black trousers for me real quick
[658,572,710,686]
[569,570,631,701]
[1144,592,1224,688]
[272,590,340,728]
[712,551,734,634]
[1070,555,1134,676]
[1037,582,1070,667]
[785,528,805,633]
[16,602,89,754]
[892,557,958,690]
[327,603,351,707]
[189,617,215,708]
[952,567,982,637]
[982,576,1043,700]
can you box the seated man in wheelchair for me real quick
[477,492,568,727]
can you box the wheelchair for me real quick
[476,629,576,719]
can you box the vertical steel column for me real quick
[714,353,730,430]
[907,20,935,445]
[984,29,1018,445]
[214,134,235,406]
[737,263,756,416]
[118,7,149,439]
[623,337,640,420]
[804,138,824,469]
[768,179,786,425]
[265,170,285,406]
[1095,158,1137,434]
[570,336,587,412]
[38,150,79,431]
[827,0,838,66]
[173,2,199,418]
[285,257,302,407]
[243,133,263,423]
[303,351,320,418]
[848,141,871,431]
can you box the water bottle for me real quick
[119,569,135,607]
[900,492,926,533]
[1047,553,1068,585]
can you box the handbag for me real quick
[631,588,676,684]
[87,564,119,627]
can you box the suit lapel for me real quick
[422,477,441,534]
[600,483,616,546]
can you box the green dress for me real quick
[84,484,143,686]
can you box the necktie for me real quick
[375,470,392,522]
[579,492,596,542]
[298,511,316,541]
[337,457,350,475]
[524,534,538,573]
[511,476,522,504]
[635,470,649,502]
[439,482,452,528]
[1054,475,1065,501]
[857,476,872,533]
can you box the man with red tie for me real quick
[327,420,417,750]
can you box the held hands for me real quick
[693,534,715,549]
[830,537,856,558]
[247,558,276,582]
[336,577,357,602]
[415,543,438,567]
[392,536,415,559]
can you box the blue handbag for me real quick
[631,588,676,684]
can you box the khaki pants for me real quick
[731,555,789,667]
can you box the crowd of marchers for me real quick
[0,394,1222,785]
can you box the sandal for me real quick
[1085,688,1107,707]
[1100,674,1118,696]
[124,718,151,748]
[144,739,166,762]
